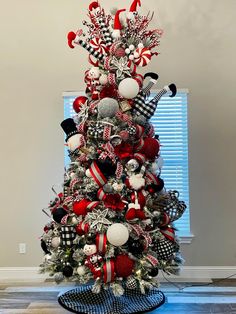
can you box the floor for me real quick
[0,280,236,314]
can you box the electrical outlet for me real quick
[19,243,26,254]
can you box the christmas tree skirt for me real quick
[58,285,165,314]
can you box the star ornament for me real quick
[84,208,112,230]
[111,56,131,79]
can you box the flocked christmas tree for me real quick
[40,0,187,312]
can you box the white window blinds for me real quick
[150,90,190,236]
[63,90,190,237]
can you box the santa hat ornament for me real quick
[127,0,141,20]
[112,9,126,39]
[89,1,100,12]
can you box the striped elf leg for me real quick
[98,17,113,47]
[133,72,159,115]
[77,39,105,61]
[144,84,177,119]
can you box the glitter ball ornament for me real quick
[98,97,119,118]
[73,96,88,113]
[54,272,64,283]
[139,137,160,160]
[51,237,61,248]
[62,265,74,278]
[115,254,135,278]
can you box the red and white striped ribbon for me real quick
[103,259,115,283]
[76,221,90,234]
[60,214,69,225]
[145,171,159,185]
[160,227,175,242]
[135,125,145,138]
[159,213,170,227]
[86,201,100,211]
[133,152,146,164]
[87,161,107,187]
[96,233,107,254]
[134,138,144,152]
[97,187,106,201]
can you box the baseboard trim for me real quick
[0,266,236,282]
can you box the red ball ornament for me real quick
[73,96,88,113]
[115,254,135,278]
[139,138,160,160]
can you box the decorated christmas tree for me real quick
[40,0,187,313]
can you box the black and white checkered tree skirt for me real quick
[58,285,165,314]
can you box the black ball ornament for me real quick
[148,267,159,277]
[52,207,68,224]
[127,238,144,255]
[62,265,73,278]
[41,240,51,255]
[96,159,117,178]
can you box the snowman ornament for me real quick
[83,244,103,279]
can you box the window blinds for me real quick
[63,90,190,236]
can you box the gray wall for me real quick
[0,0,235,267]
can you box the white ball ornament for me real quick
[106,223,129,246]
[85,169,92,178]
[118,78,140,99]
[138,43,144,48]
[134,51,139,58]
[99,74,108,85]
[51,237,61,248]
[125,48,131,55]
[129,44,135,51]
[77,265,86,276]
[129,54,134,60]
